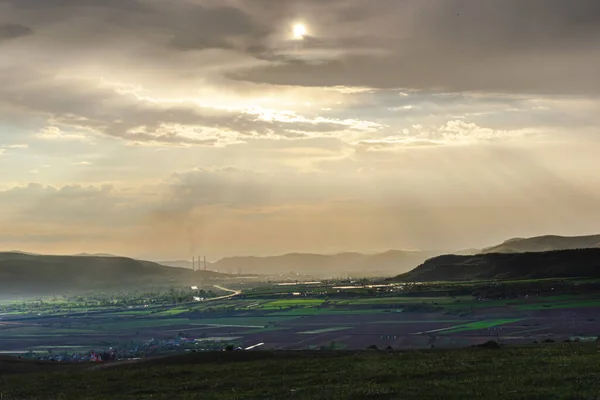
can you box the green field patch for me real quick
[299,327,352,334]
[268,308,323,316]
[439,318,525,334]
[259,299,325,310]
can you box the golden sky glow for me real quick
[1,1,600,260]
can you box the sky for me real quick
[1,0,600,261]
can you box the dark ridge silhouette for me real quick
[0,252,228,296]
[482,234,600,254]
[391,248,600,282]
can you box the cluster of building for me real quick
[27,348,118,363]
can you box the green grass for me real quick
[150,308,191,316]
[3,346,600,399]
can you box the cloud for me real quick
[1,0,600,260]
[434,120,538,143]
[166,4,268,52]
[1,0,597,152]
[5,145,600,259]
[35,126,90,141]
[229,0,600,94]
[0,67,381,146]
[0,23,33,41]
[352,119,538,150]
[2,0,597,100]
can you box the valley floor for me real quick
[2,289,600,355]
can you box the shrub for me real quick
[476,340,501,349]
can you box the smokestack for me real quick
[204,256,207,271]
[192,256,195,271]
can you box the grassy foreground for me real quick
[2,345,600,399]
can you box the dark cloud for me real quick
[230,0,600,94]
[166,4,266,52]
[0,0,599,113]
[0,23,33,40]
[0,0,145,11]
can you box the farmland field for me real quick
[2,279,600,355]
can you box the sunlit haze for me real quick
[1,0,600,261]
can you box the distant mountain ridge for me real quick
[206,250,443,277]
[73,253,120,257]
[391,248,600,282]
[482,234,600,254]
[9,249,447,278]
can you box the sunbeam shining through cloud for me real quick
[1,0,600,261]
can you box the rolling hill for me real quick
[481,234,600,254]
[0,252,228,296]
[391,248,600,282]
[209,250,443,277]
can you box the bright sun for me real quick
[293,23,307,39]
